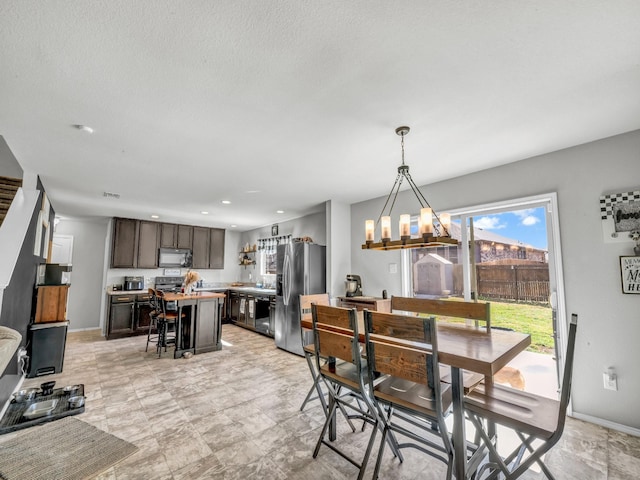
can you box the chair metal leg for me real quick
[300,357,328,413]
[145,315,157,352]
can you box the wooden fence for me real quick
[453,263,550,304]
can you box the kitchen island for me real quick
[162,291,225,358]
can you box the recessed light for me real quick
[73,124,94,134]
[230,224,237,228]
[221,200,231,204]
[277,210,284,214]
[150,214,159,219]
[201,211,209,215]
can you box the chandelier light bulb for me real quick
[399,214,411,239]
[420,208,433,235]
[365,220,375,243]
[381,216,392,242]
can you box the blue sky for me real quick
[472,207,548,250]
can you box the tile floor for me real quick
[8,324,640,479]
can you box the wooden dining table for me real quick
[301,313,531,479]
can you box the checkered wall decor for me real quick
[600,189,640,243]
[600,190,640,220]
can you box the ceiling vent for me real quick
[103,191,120,199]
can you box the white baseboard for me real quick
[572,412,640,437]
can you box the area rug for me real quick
[0,417,138,480]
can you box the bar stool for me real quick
[145,288,178,357]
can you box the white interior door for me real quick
[51,234,73,264]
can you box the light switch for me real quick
[389,263,397,274]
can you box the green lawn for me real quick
[488,301,554,354]
[437,298,554,354]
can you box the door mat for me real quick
[0,417,138,480]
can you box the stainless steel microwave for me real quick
[158,248,192,268]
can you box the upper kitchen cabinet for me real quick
[192,227,225,269]
[111,217,224,269]
[160,223,193,249]
[209,228,225,269]
[111,218,138,268]
[192,227,210,269]
[137,221,160,268]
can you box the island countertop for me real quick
[162,291,225,301]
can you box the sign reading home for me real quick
[620,256,640,294]
[613,202,640,232]
[600,190,640,243]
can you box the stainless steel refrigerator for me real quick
[275,242,326,356]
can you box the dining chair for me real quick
[145,288,179,357]
[298,293,331,412]
[363,309,455,480]
[311,303,389,480]
[464,313,579,480]
[390,295,489,393]
[391,295,491,330]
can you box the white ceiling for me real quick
[1,1,639,231]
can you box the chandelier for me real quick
[362,126,458,251]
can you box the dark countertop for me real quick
[107,287,276,296]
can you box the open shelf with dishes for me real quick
[239,249,256,267]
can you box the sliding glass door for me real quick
[402,193,566,396]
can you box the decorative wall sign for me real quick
[620,256,640,294]
[600,189,640,243]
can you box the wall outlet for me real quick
[603,371,618,391]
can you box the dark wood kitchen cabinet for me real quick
[111,218,138,268]
[107,293,153,339]
[111,217,224,269]
[135,292,153,334]
[192,227,225,269]
[160,223,193,249]
[137,221,160,268]
[107,294,136,339]
[209,228,225,269]
[191,226,210,269]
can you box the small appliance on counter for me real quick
[345,274,363,297]
[124,276,144,291]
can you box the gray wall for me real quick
[238,210,327,284]
[351,129,640,431]
[326,200,352,298]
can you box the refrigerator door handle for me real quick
[283,248,291,305]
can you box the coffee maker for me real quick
[345,274,363,297]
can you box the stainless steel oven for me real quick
[154,276,184,311]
